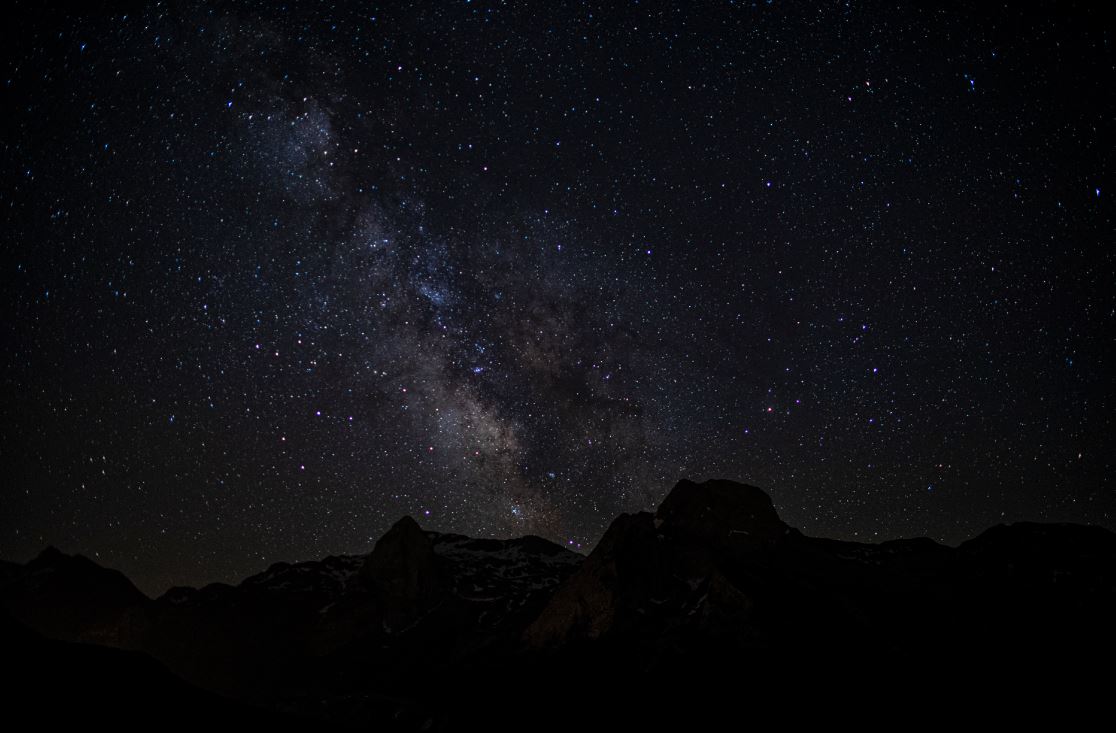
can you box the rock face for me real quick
[523,512,658,644]
[655,478,788,550]
[361,516,447,631]
[0,517,583,708]
[3,478,1115,728]
[526,479,1116,661]
[525,479,796,647]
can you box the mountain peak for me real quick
[389,515,424,534]
[362,515,435,578]
[360,514,445,628]
[656,479,787,548]
[33,546,66,564]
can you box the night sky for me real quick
[2,1,1113,595]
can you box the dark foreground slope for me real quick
[0,610,306,728]
[3,479,1114,729]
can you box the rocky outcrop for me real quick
[360,516,448,631]
[526,478,1116,661]
[0,516,584,706]
[3,478,1115,727]
[655,478,789,551]
[526,479,795,646]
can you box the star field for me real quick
[2,1,1113,594]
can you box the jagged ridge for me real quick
[3,479,1115,728]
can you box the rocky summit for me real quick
[3,479,1114,729]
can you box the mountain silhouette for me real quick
[2,479,1112,729]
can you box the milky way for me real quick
[2,2,1112,593]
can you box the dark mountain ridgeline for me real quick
[2,479,1113,729]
